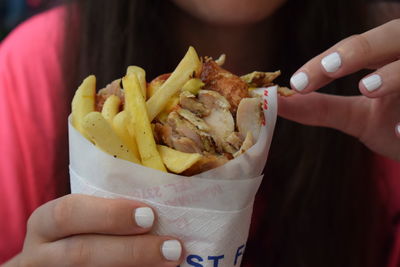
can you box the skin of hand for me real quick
[3,195,184,267]
[280,19,400,161]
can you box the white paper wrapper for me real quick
[69,86,277,267]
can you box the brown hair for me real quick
[61,0,391,266]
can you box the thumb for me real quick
[278,92,366,139]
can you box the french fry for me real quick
[147,73,170,98]
[157,145,202,174]
[101,95,121,123]
[123,74,167,172]
[71,75,96,139]
[146,46,201,121]
[112,111,140,162]
[82,112,140,164]
[127,66,146,99]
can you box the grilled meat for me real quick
[200,58,248,112]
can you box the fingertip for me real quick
[320,51,343,75]
[395,123,400,138]
[359,74,383,98]
[290,71,310,94]
[133,207,155,229]
[161,238,184,264]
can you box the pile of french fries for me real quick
[71,47,203,174]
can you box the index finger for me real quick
[290,19,400,93]
[27,194,155,243]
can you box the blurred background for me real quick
[0,0,56,40]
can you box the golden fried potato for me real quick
[127,66,147,99]
[278,86,296,97]
[146,46,201,121]
[101,95,121,123]
[148,73,170,98]
[112,111,140,161]
[82,112,140,164]
[181,78,204,95]
[71,75,96,139]
[123,74,166,172]
[157,145,202,174]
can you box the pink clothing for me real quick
[0,6,399,265]
[0,7,66,262]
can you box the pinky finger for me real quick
[359,59,400,97]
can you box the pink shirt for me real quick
[0,6,399,265]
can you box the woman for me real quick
[1,0,399,266]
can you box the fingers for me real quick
[278,93,366,139]
[359,59,400,97]
[291,19,400,93]
[396,122,400,138]
[29,235,183,267]
[27,194,155,242]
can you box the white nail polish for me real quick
[290,72,309,91]
[134,207,154,228]
[321,52,342,73]
[362,74,382,92]
[162,240,182,261]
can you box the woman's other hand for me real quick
[4,194,183,267]
[280,19,400,160]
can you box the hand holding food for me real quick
[68,47,283,266]
[5,195,183,267]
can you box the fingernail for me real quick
[396,123,400,137]
[134,207,154,228]
[290,72,309,91]
[321,52,342,73]
[161,240,182,261]
[362,74,382,92]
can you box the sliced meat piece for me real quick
[234,132,254,158]
[198,90,235,153]
[203,108,234,143]
[226,132,244,150]
[154,123,174,147]
[182,154,230,176]
[154,121,203,154]
[179,91,209,117]
[236,97,262,141]
[240,71,281,88]
[198,90,230,110]
[168,111,203,149]
[172,136,203,154]
[200,58,248,112]
[96,79,124,111]
[167,111,216,154]
[176,108,210,132]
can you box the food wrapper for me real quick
[69,86,278,267]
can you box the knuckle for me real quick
[64,238,91,266]
[52,195,75,232]
[102,202,119,231]
[124,238,141,264]
[26,211,38,234]
[352,34,372,58]
[388,18,400,27]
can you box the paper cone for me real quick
[69,86,277,267]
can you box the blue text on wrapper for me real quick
[178,244,245,266]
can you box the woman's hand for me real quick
[279,19,400,160]
[5,194,183,267]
